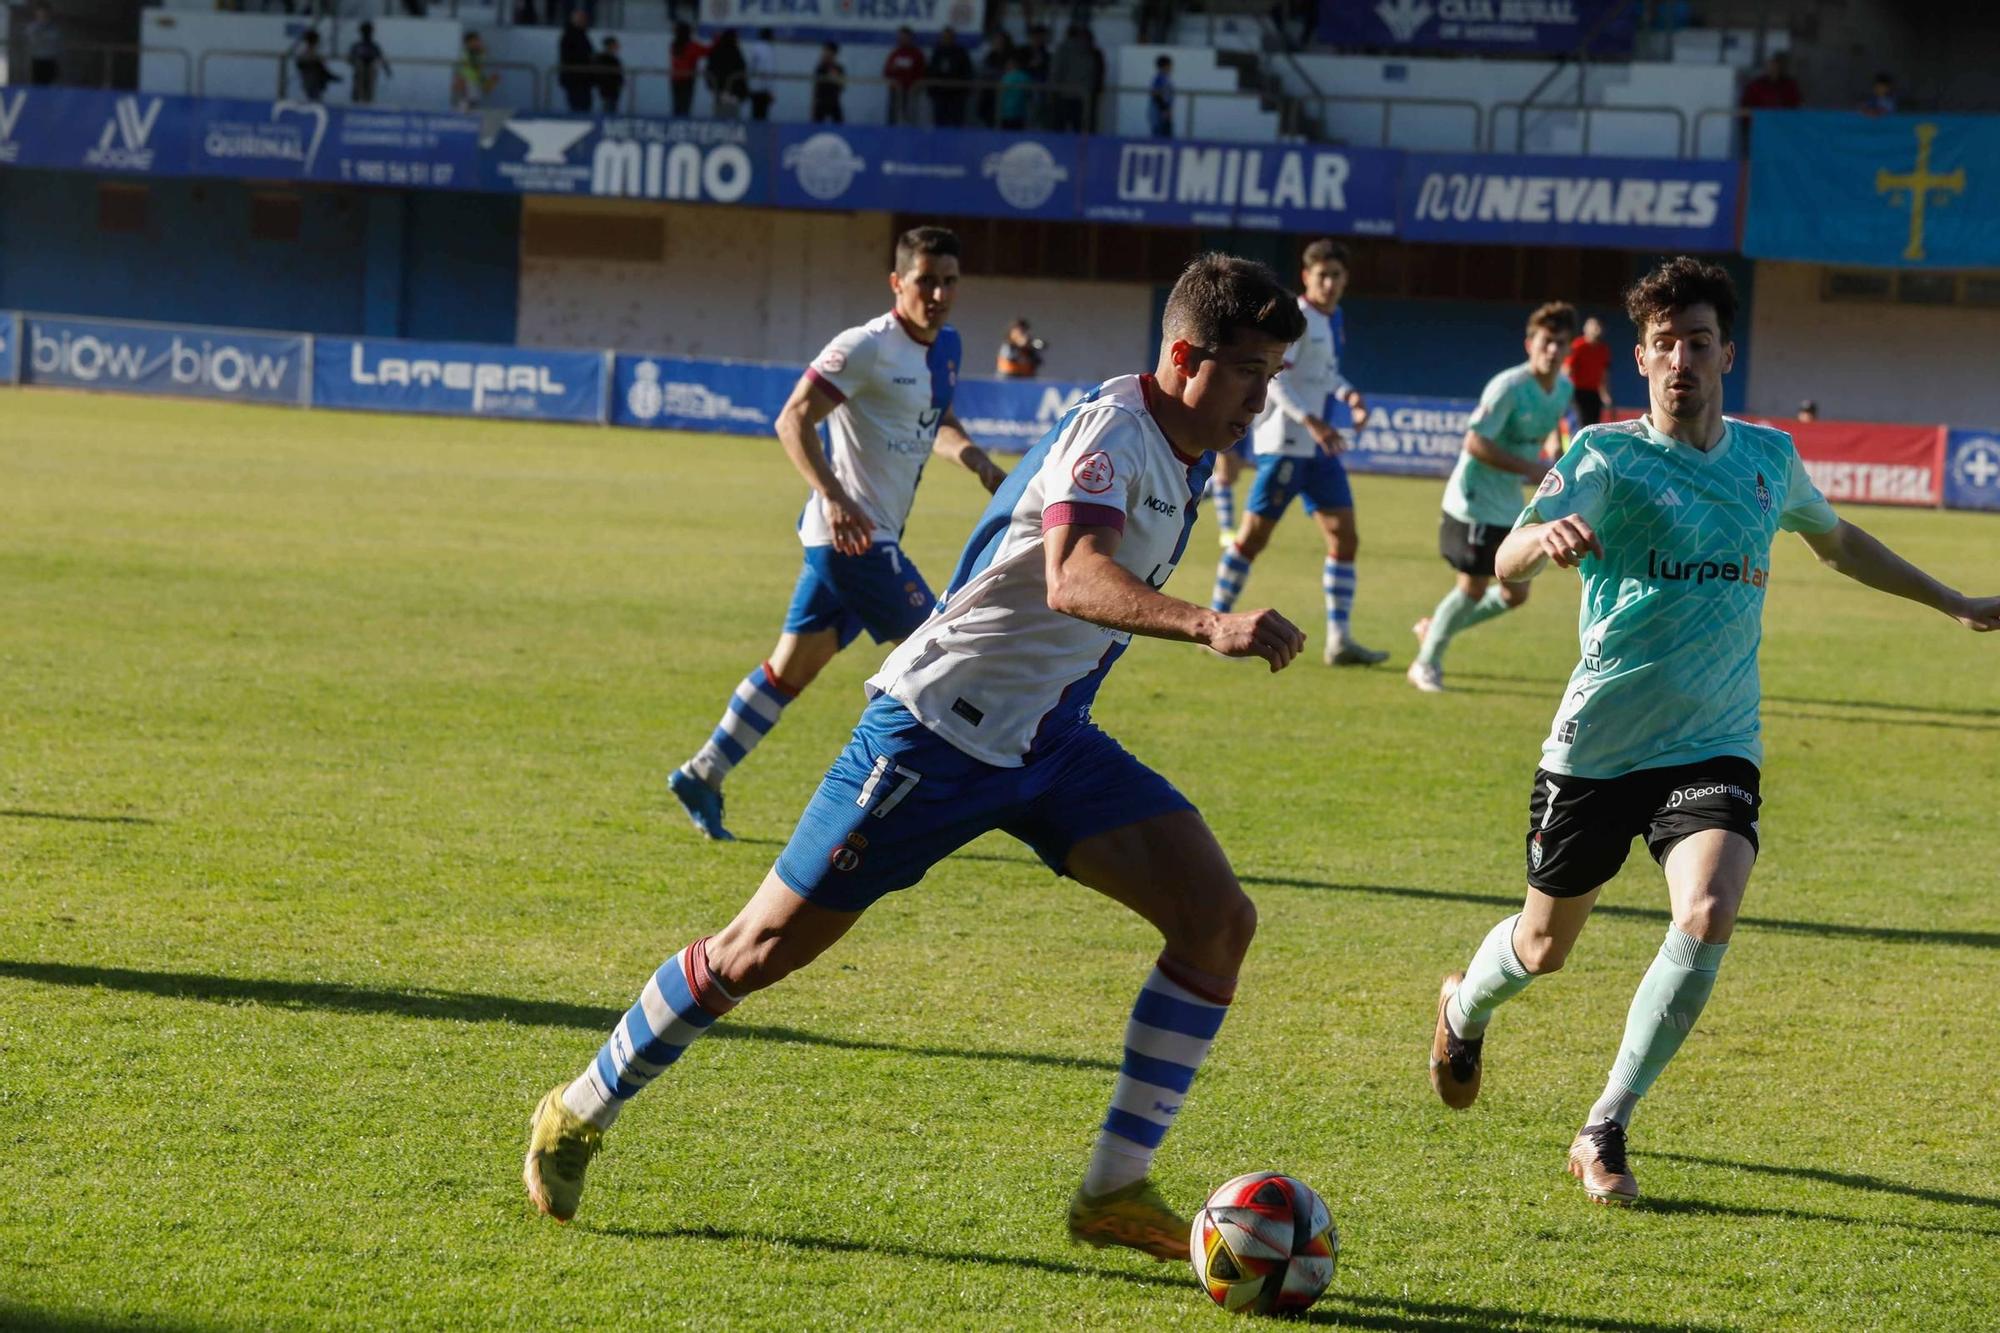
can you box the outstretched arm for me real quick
[932,411,1007,494]
[1800,520,2000,630]
[1043,523,1305,671]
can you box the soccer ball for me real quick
[1189,1172,1338,1315]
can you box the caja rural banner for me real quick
[1943,430,2000,513]
[315,336,609,422]
[19,312,307,404]
[1398,152,1737,252]
[1317,0,1637,55]
[697,0,986,40]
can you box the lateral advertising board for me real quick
[19,312,307,404]
[315,336,608,422]
[1398,152,1737,251]
[1078,136,1399,236]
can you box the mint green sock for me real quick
[1417,588,1471,667]
[1448,914,1532,1038]
[1588,926,1728,1127]
[1455,586,1514,633]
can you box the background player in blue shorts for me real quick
[1210,239,1386,666]
[1426,258,2000,1204]
[528,254,1310,1263]
[669,226,1007,840]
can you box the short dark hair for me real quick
[1624,256,1737,340]
[1526,300,1577,338]
[1155,54,1172,70]
[894,225,960,275]
[1301,238,1349,270]
[1162,253,1307,350]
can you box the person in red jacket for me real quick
[884,26,926,125]
[1564,317,1613,427]
[669,20,710,118]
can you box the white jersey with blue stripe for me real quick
[1252,298,1352,459]
[866,374,1210,768]
[799,312,962,547]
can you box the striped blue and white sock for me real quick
[1324,558,1356,641]
[1211,545,1252,613]
[563,938,740,1129]
[1083,957,1233,1196]
[685,661,797,789]
[1208,479,1237,538]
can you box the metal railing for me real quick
[1490,100,1689,157]
[2,40,194,93]
[198,46,541,108]
[1299,94,1485,151]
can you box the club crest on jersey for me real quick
[1072,450,1115,494]
[818,349,847,374]
[1755,471,1772,514]
[1530,832,1545,869]
[1535,469,1564,500]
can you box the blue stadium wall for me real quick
[0,171,520,344]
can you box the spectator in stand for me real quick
[559,9,596,113]
[669,22,711,118]
[1021,22,1051,125]
[294,31,340,103]
[1797,400,1819,423]
[995,319,1045,378]
[1148,55,1174,138]
[1861,72,1898,115]
[26,5,62,86]
[453,31,498,110]
[811,42,846,123]
[928,26,974,128]
[977,30,1015,128]
[597,36,624,113]
[883,26,926,126]
[743,27,776,121]
[705,29,747,118]
[1137,0,1173,43]
[1738,51,1800,154]
[1048,22,1095,132]
[348,22,391,105]
[997,55,1032,131]
[1085,25,1106,132]
[1564,317,1613,427]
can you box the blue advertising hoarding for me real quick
[1318,0,1636,54]
[0,311,18,385]
[697,0,986,41]
[774,125,1077,220]
[313,108,483,189]
[1341,394,1467,478]
[315,336,608,422]
[1745,112,2000,269]
[20,313,307,403]
[1078,137,1399,235]
[611,354,795,435]
[1944,430,2000,513]
[483,116,771,204]
[0,89,197,176]
[1399,152,1737,250]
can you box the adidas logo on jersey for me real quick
[1659,486,1684,507]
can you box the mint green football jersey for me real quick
[1516,415,1839,779]
[1443,363,1575,526]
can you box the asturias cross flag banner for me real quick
[1745,112,1996,269]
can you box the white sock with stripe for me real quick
[1083,957,1234,1197]
[562,937,740,1130]
[685,661,797,789]
[1208,478,1237,536]
[1324,558,1356,642]
[1211,544,1252,613]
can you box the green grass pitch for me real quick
[4,389,1998,1330]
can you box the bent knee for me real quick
[1513,930,1571,975]
[1499,584,1531,609]
[1171,883,1257,968]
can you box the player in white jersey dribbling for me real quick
[669,226,1007,840]
[527,255,1309,1262]
[1209,239,1387,666]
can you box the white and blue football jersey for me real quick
[799,312,962,547]
[867,374,1210,768]
[1253,298,1353,459]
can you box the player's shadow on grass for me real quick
[0,1304,214,1333]
[1448,673,2000,731]
[0,960,1117,1073]
[594,1224,1717,1330]
[1634,1195,2000,1241]
[0,808,158,825]
[1234,874,2000,953]
[1652,1150,2000,1213]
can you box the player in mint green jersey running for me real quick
[1409,302,1576,692]
[1425,257,2000,1205]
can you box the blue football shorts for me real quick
[782,543,936,647]
[773,695,1197,912]
[1246,452,1354,520]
